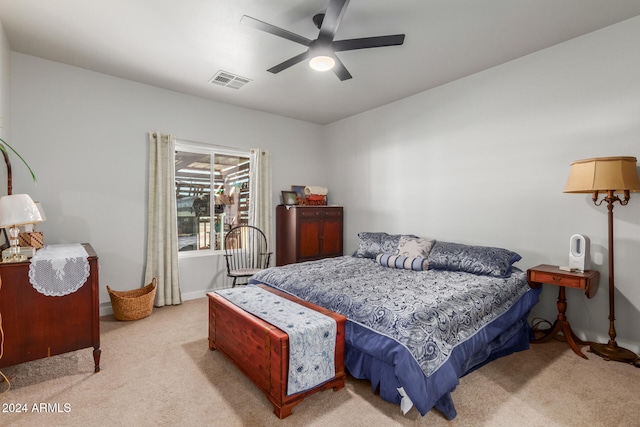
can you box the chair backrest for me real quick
[224,225,270,272]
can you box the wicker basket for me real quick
[108,278,157,321]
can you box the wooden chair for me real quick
[223,225,271,287]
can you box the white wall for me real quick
[8,53,325,312]
[323,16,640,351]
[0,19,10,187]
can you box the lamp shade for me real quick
[0,194,43,227]
[563,156,640,193]
[34,201,47,222]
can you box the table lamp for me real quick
[0,194,43,262]
[564,156,640,365]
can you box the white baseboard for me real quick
[100,287,228,317]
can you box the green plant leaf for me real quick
[0,136,37,184]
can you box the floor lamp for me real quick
[564,156,640,366]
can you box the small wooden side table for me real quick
[527,264,600,359]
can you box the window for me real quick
[175,141,250,253]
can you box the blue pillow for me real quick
[354,232,402,259]
[426,241,521,278]
[376,254,429,271]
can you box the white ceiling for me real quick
[1,0,640,125]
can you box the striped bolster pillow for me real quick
[375,254,429,271]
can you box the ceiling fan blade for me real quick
[267,51,310,74]
[318,0,350,42]
[241,15,311,46]
[332,56,352,81]
[333,34,405,52]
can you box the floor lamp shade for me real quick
[564,156,640,193]
[563,156,640,366]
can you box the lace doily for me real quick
[28,244,90,296]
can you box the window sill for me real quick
[178,249,224,259]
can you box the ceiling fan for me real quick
[241,0,405,81]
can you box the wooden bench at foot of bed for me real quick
[207,284,347,419]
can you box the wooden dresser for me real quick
[0,243,101,371]
[276,205,343,266]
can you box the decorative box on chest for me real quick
[18,231,44,248]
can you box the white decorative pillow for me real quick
[376,254,429,271]
[396,236,435,258]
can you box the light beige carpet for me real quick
[0,297,638,427]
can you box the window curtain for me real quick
[248,148,273,254]
[145,132,181,307]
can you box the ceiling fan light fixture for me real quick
[309,55,335,71]
[242,0,405,81]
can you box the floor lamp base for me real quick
[590,342,639,366]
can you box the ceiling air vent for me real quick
[209,71,251,90]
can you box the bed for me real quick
[249,233,541,420]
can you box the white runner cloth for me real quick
[28,243,90,296]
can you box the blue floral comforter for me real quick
[252,256,531,377]
[250,256,540,418]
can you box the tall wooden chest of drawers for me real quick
[275,205,343,266]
